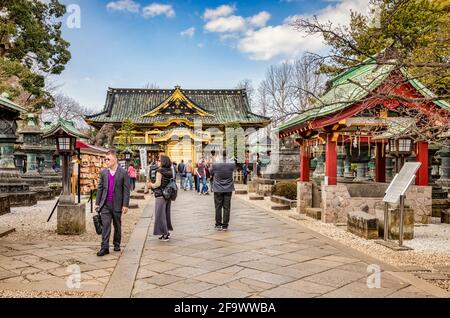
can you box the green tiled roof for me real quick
[43,118,88,139]
[276,58,450,132]
[87,87,270,125]
[0,95,27,114]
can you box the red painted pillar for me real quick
[375,142,386,182]
[325,134,337,185]
[300,145,310,182]
[415,141,429,186]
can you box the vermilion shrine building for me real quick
[276,57,450,224]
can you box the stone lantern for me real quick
[0,94,37,215]
[17,113,55,200]
[43,119,88,234]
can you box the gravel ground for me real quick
[0,188,147,244]
[0,290,100,298]
[238,194,450,292]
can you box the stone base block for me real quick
[137,189,145,194]
[235,190,248,195]
[57,202,86,235]
[271,204,290,210]
[386,207,414,240]
[271,195,297,208]
[306,208,322,220]
[129,202,139,209]
[248,181,257,193]
[249,195,264,200]
[441,210,450,224]
[347,211,379,240]
[7,192,37,207]
[0,194,10,216]
[33,188,56,201]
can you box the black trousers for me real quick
[214,192,232,228]
[100,201,122,249]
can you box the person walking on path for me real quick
[193,163,200,193]
[95,149,130,256]
[242,162,248,185]
[210,152,235,231]
[178,160,186,190]
[184,160,193,190]
[198,160,209,195]
[149,155,174,241]
[128,162,137,191]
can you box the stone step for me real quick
[305,208,322,220]
[130,194,145,200]
[0,226,15,238]
[271,204,290,211]
[441,210,450,224]
[249,195,264,200]
[347,211,379,240]
[235,190,248,195]
[137,189,145,194]
[129,203,139,209]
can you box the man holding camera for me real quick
[95,149,130,256]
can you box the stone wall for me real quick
[0,194,10,216]
[320,183,432,224]
[297,182,312,214]
[256,178,276,196]
[404,186,432,224]
[321,184,351,223]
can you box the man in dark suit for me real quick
[210,152,236,231]
[95,149,130,256]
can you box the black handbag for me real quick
[93,208,103,235]
[163,167,178,201]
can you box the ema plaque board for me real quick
[383,162,421,204]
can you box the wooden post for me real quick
[375,142,386,182]
[300,145,310,182]
[415,141,428,186]
[325,134,337,185]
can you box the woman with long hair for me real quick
[148,155,174,241]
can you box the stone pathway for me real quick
[106,190,444,298]
[0,188,148,297]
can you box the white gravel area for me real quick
[0,189,146,244]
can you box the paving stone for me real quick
[283,279,337,294]
[133,287,189,298]
[302,268,366,288]
[165,266,209,279]
[195,271,239,285]
[195,285,250,298]
[0,270,19,281]
[165,279,216,295]
[136,268,158,279]
[227,278,275,294]
[259,286,320,298]
[144,273,184,286]
[320,281,396,298]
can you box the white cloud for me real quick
[180,27,195,38]
[238,24,324,60]
[83,77,92,81]
[203,5,235,20]
[247,11,271,28]
[142,3,175,18]
[204,15,247,33]
[204,0,370,61]
[197,43,205,48]
[106,0,140,13]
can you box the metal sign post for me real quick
[379,162,421,250]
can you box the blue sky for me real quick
[56,0,369,111]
